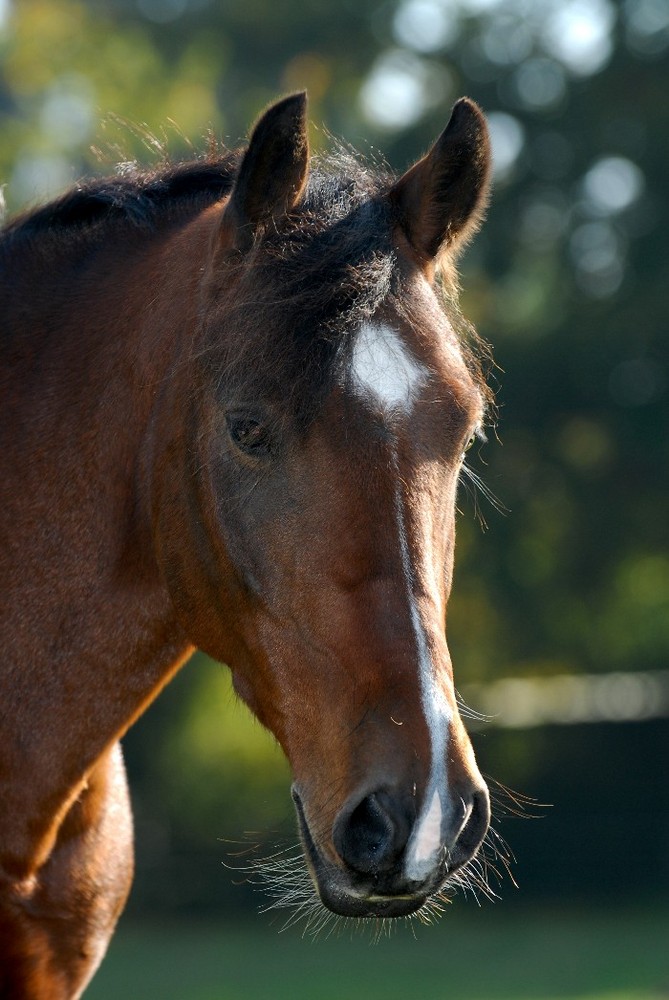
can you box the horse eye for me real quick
[226,412,273,456]
[463,427,485,458]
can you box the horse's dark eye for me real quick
[463,427,485,458]
[226,412,273,456]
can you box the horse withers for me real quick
[0,92,493,996]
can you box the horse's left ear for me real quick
[223,92,309,248]
[389,98,491,266]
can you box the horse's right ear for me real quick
[221,92,309,250]
[389,98,491,268]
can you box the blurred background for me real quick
[2,1,668,997]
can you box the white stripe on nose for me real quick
[391,451,452,883]
[409,787,443,867]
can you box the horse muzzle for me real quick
[291,779,490,918]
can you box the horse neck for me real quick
[8,207,215,458]
[0,207,220,672]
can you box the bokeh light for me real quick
[393,0,459,53]
[486,110,525,182]
[359,48,452,129]
[582,156,645,215]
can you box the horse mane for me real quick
[0,145,491,415]
[0,154,240,245]
[202,149,404,422]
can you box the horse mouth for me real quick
[291,787,432,918]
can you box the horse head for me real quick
[154,93,492,919]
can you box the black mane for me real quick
[200,148,401,422]
[1,154,240,244]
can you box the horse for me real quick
[0,91,494,996]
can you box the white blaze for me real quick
[348,319,451,882]
[410,788,443,866]
[394,481,452,881]
[350,321,427,414]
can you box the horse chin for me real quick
[291,787,435,919]
[317,882,428,919]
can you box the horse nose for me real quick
[332,785,491,879]
[333,789,416,875]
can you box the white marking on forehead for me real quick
[350,321,427,414]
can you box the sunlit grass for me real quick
[88,903,669,1000]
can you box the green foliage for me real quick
[154,655,292,841]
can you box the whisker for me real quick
[222,767,533,939]
[484,776,551,820]
[458,459,508,530]
[455,687,495,725]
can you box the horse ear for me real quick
[223,92,309,248]
[389,98,491,266]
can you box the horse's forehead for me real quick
[345,307,482,426]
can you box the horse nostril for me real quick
[449,789,491,870]
[333,790,414,876]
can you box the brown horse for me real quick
[0,92,494,996]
